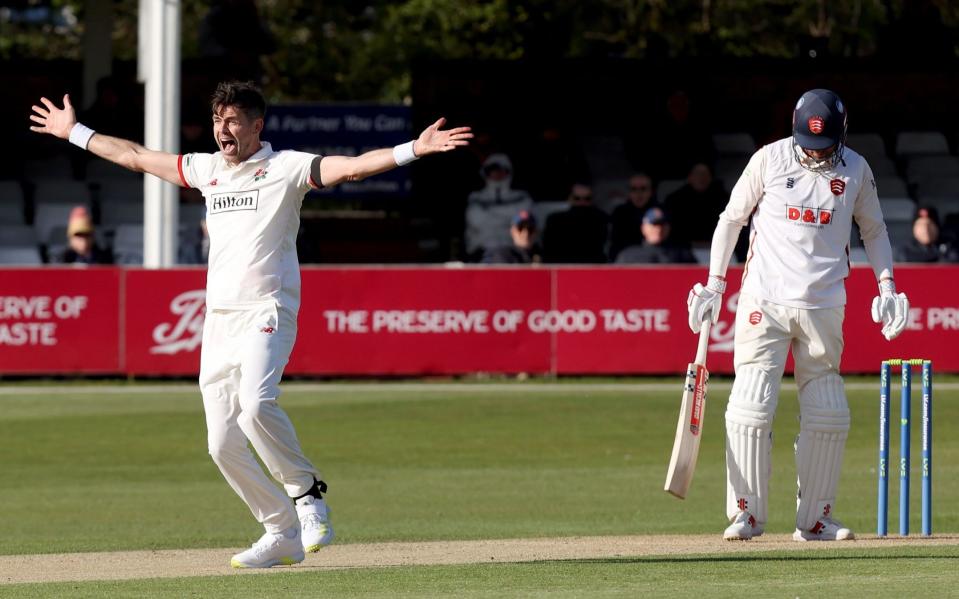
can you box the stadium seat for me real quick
[86,159,140,180]
[905,156,959,183]
[692,247,711,265]
[846,133,887,161]
[113,224,144,265]
[657,178,686,201]
[0,224,39,247]
[33,181,91,206]
[96,179,144,204]
[33,202,86,246]
[867,156,899,177]
[582,135,633,180]
[0,201,25,225]
[886,221,914,248]
[100,199,144,226]
[876,177,908,198]
[712,133,756,156]
[879,197,916,222]
[915,177,959,199]
[592,178,629,214]
[895,131,950,157]
[0,246,43,265]
[23,155,74,180]
[179,202,207,226]
[714,156,748,191]
[530,202,568,227]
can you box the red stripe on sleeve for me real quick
[177,154,191,188]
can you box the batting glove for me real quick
[870,279,909,341]
[687,275,725,334]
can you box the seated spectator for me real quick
[482,210,541,264]
[464,153,533,260]
[662,162,727,246]
[543,182,608,263]
[61,206,112,265]
[895,206,959,263]
[616,207,696,264]
[610,173,658,260]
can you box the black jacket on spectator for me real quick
[615,242,696,264]
[663,182,727,246]
[482,243,542,264]
[62,246,113,265]
[895,238,959,263]
[609,200,661,260]
[543,206,608,263]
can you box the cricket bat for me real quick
[664,319,712,499]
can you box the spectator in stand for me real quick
[61,206,112,265]
[543,182,608,263]
[663,162,728,247]
[895,206,959,263]
[615,206,696,264]
[610,173,658,260]
[628,90,713,181]
[464,153,533,260]
[482,209,541,264]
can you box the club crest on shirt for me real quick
[787,204,833,227]
[254,168,269,182]
[830,179,845,195]
[209,189,260,214]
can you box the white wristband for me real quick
[392,140,418,166]
[706,274,727,294]
[68,123,95,150]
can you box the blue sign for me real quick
[263,104,412,198]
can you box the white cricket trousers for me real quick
[199,302,320,533]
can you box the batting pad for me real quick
[725,366,780,523]
[794,373,850,530]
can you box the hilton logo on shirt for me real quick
[209,190,259,214]
[787,204,834,226]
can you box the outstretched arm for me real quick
[29,94,185,187]
[314,117,472,188]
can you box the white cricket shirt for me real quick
[178,142,318,312]
[722,137,892,309]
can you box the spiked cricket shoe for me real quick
[296,495,335,552]
[793,517,855,541]
[230,529,305,568]
[723,510,764,541]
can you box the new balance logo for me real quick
[261,326,275,334]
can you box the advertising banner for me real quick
[2,265,958,376]
[0,268,120,373]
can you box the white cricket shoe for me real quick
[296,495,335,552]
[793,517,855,541]
[723,510,765,541]
[230,528,305,569]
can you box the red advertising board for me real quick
[123,268,206,375]
[3,265,958,376]
[0,267,120,373]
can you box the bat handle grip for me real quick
[695,318,711,365]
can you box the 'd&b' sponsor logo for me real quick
[209,190,259,214]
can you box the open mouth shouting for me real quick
[220,137,238,154]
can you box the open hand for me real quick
[413,118,473,156]
[29,94,77,140]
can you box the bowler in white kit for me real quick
[30,81,472,567]
[687,89,909,541]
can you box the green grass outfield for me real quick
[0,378,957,597]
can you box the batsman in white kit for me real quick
[687,89,909,541]
[29,81,472,567]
